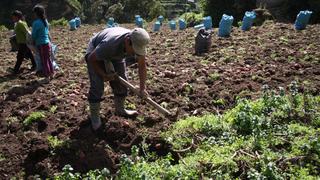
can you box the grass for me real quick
[47,136,70,151]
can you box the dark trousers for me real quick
[86,57,128,103]
[14,43,36,73]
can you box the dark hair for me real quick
[33,5,47,27]
[11,10,24,20]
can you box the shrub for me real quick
[50,18,68,27]
[180,12,203,27]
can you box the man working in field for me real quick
[85,27,150,130]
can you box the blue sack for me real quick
[295,10,313,30]
[75,17,81,27]
[153,21,161,32]
[241,11,256,31]
[179,19,186,30]
[169,20,176,30]
[158,15,164,24]
[135,15,140,25]
[107,17,115,28]
[136,17,143,28]
[218,14,234,37]
[69,19,77,31]
[203,16,212,29]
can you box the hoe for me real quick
[116,76,179,120]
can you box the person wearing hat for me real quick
[85,27,150,130]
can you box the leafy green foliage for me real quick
[23,111,45,127]
[180,12,203,27]
[50,18,68,27]
[0,25,7,32]
[54,164,110,179]
[114,82,320,179]
[47,136,70,151]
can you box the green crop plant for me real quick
[23,111,45,127]
[212,98,226,106]
[125,101,136,110]
[50,105,58,113]
[111,82,320,179]
[209,72,220,81]
[54,164,110,179]
[47,136,70,151]
[5,116,18,126]
[0,153,5,162]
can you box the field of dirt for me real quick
[0,22,319,178]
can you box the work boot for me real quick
[114,96,138,117]
[89,102,102,130]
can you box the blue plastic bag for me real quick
[203,16,212,29]
[136,17,143,28]
[158,15,164,24]
[241,11,256,31]
[153,21,161,32]
[107,17,115,28]
[295,10,313,30]
[75,17,81,27]
[218,14,234,37]
[179,19,186,30]
[169,20,176,30]
[135,15,140,25]
[69,19,77,30]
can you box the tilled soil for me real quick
[0,22,319,179]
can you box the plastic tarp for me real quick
[218,14,234,37]
[295,10,312,30]
[241,11,256,31]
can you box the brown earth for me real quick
[0,22,319,179]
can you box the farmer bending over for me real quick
[85,27,150,130]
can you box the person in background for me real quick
[10,10,36,74]
[32,5,54,80]
[85,27,150,130]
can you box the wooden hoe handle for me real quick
[117,76,172,117]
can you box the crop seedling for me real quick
[54,164,110,179]
[0,153,5,161]
[50,105,58,113]
[47,135,69,150]
[209,72,220,81]
[23,111,45,127]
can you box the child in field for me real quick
[10,10,36,74]
[32,5,54,80]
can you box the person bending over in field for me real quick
[85,27,150,130]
